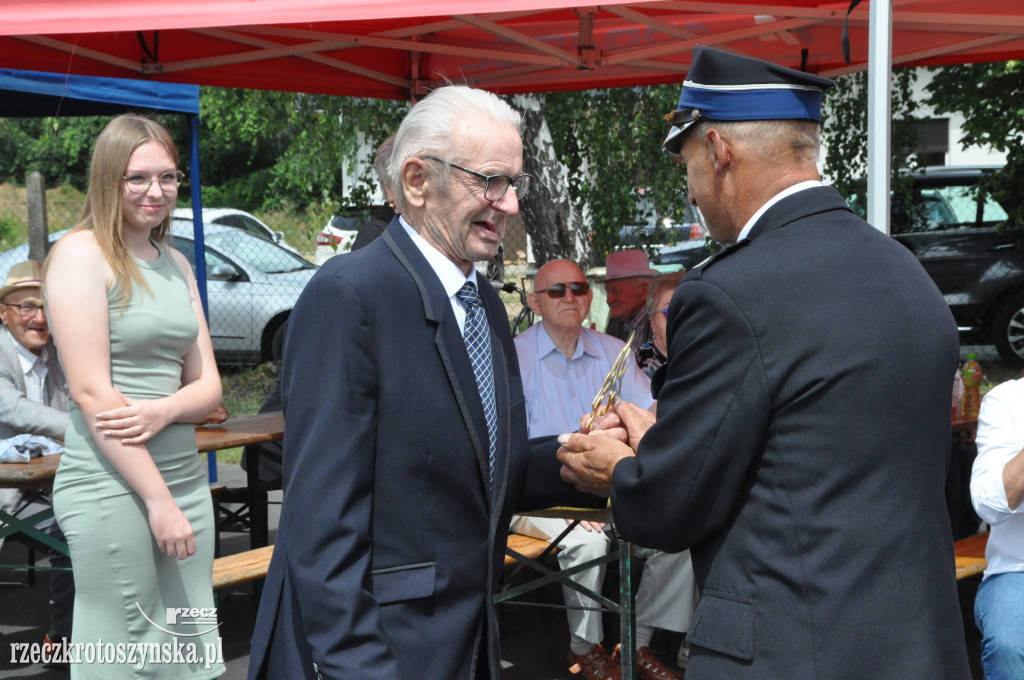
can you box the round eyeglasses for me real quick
[122,171,184,194]
[534,281,590,299]
[423,156,532,202]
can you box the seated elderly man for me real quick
[512,258,692,680]
[0,260,73,650]
[603,250,660,377]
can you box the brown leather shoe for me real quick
[635,646,685,680]
[568,644,622,680]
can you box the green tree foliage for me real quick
[0,116,158,189]
[545,85,692,262]
[822,68,925,225]
[196,88,406,221]
[925,61,1024,224]
[0,90,406,231]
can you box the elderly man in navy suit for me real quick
[248,85,599,680]
[557,47,972,680]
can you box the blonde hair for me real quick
[68,114,179,306]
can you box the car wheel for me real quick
[486,249,505,282]
[270,320,288,363]
[993,292,1024,368]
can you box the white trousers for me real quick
[510,515,697,644]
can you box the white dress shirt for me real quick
[400,216,480,333]
[14,341,48,405]
[971,377,1024,578]
[736,180,823,242]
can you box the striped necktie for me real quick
[455,282,497,488]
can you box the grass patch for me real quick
[210,361,281,464]
[220,361,280,417]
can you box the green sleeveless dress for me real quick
[52,243,224,678]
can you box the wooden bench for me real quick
[209,534,552,591]
[954,531,989,580]
[505,533,555,568]
[212,544,274,590]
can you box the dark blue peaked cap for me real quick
[662,46,835,157]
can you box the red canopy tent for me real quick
[2,1,1023,101]
[2,0,1023,233]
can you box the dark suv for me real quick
[864,166,1024,366]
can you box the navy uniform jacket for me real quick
[611,187,971,679]
[247,220,597,680]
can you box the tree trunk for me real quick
[511,93,593,269]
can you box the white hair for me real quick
[388,85,522,211]
[690,118,821,166]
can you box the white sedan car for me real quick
[174,207,299,253]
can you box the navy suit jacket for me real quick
[247,220,596,680]
[611,187,971,679]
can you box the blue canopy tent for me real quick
[0,68,220,479]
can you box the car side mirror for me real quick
[209,263,241,281]
[273,231,285,243]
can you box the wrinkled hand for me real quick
[145,499,196,559]
[194,404,229,426]
[95,389,173,445]
[556,432,635,496]
[611,400,656,452]
[578,408,622,436]
[579,399,656,453]
[576,520,606,532]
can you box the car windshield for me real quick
[203,230,313,273]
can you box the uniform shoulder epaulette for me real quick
[691,239,750,276]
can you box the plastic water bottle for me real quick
[961,353,983,420]
[952,369,963,420]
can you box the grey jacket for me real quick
[0,327,69,441]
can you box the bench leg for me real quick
[617,535,635,680]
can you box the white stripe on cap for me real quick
[683,80,825,92]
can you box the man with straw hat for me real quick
[0,259,73,654]
[602,249,658,346]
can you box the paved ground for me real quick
[0,462,984,679]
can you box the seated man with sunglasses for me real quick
[512,259,690,680]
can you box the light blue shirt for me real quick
[514,324,654,437]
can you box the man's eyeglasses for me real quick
[3,302,44,318]
[423,156,533,202]
[659,306,669,316]
[534,281,590,299]
[122,171,184,194]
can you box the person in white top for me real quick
[970,377,1024,680]
[0,260,73,651]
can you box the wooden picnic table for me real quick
[954,531,989,580]
[0,411,285,491]
[0,412,285,558]
[0,453,60,490]
[195,410,284,454]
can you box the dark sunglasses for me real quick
[535,281,590,298]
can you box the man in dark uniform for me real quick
[557,46,971,680]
